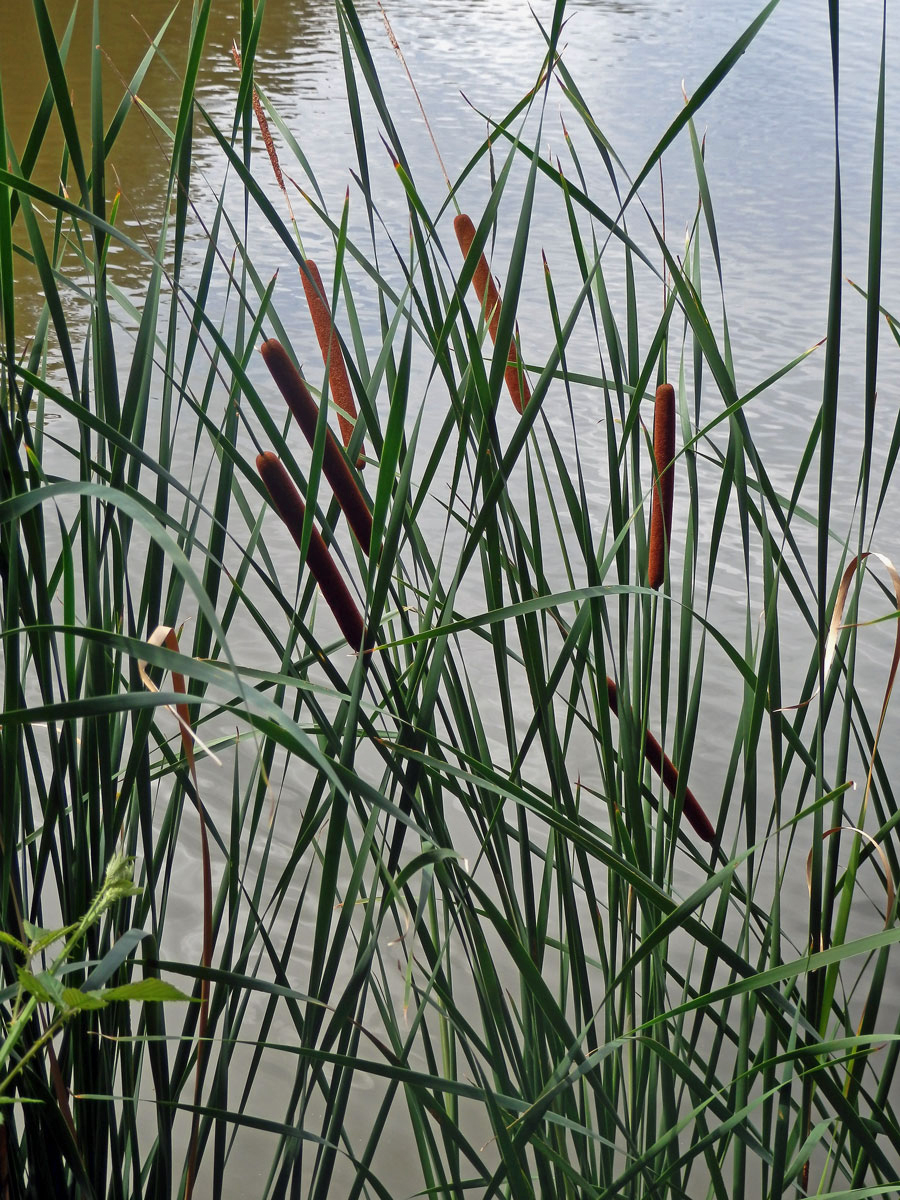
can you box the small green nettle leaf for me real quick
[17,969,64,1008]
[29,926,76,956]
[102,979,194,1004]
[21,920,70,946]
[17,969,52,1003]
[62,988,108,1012]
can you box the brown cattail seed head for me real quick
[301,260,361,455]
[454,214,531,414]
[605,675,715,844]
[260,339,372,556]
[648,383,676,590]
[256,451,366,652]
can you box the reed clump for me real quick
[8,3,895,1197]
[454,213,531,413]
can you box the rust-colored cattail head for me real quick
[256,451,367,652]
[640,723,715,845]
[453,213,531,414]
[605,674,715,845]
[260,339,373,556]
[301,259,362,458]
[647,383,676,590]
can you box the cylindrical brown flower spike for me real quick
[256,451,366,652]
[301,259,364,461]
[261,339,372,557]
[453,214,531,414]
[606,676,715,845]
[648,382,676,589]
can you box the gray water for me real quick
[4,0,900,1194]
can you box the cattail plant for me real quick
[648,382,676,589]
[301,257,364,460]
[231,44,364,461]
[606,676,715,844]
[256,451,367,652]
[453,213,531,414]
[261,338,373,556]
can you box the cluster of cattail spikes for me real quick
[261,339,372,555]
[239,5,704,838]
[232,36,709,838]
[256,339,372,653]
[453,214,531,414]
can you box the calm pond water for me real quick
[4,0,900,1194]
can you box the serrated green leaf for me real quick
[17,968,64,1008]
[29,926,75,955]
[101,979,194,1004]
[62,988,108,1012]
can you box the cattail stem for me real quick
[648,382,676,589]
[301,259,363,458]
[606,676,715,844]
[261,339,373,556]
[453,214,531,414]
[256,451,367,652]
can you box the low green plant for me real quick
[1,0,899,1196]
[0,854,191,1108]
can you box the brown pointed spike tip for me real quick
[453,214,531,414]
[648,383,676,590]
